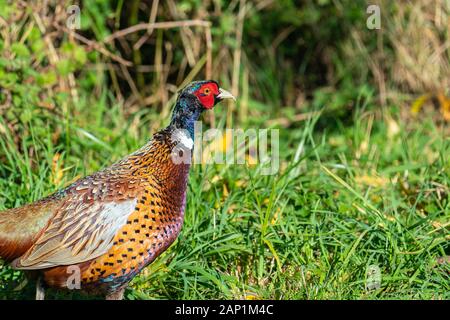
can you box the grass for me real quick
[0,89,448,300]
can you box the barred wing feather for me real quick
[12,198,137,269]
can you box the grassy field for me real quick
[0,91,448,299]
[0,0,449,300]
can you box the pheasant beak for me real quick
[216,88,236,102]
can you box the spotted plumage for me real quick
[0,80,235,299]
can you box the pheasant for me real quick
[0,80,235,300]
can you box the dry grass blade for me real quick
[133,0,160,50]
[104,20,212,44]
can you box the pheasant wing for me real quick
[12,196,137,270]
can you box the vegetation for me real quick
[0,0,448,299]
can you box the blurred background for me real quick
[1,0,448,138]
[0,0,449,299]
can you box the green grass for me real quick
[0,92,449,300]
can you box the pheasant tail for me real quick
[0,199,60,261]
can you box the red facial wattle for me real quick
[194,83,220,109]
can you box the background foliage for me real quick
[0,0,449,299]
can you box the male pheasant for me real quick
[0,80,235,300]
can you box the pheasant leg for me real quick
[36,276,45,300]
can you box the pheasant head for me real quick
[170,80,235,136]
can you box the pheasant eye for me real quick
[203,88,211,95]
